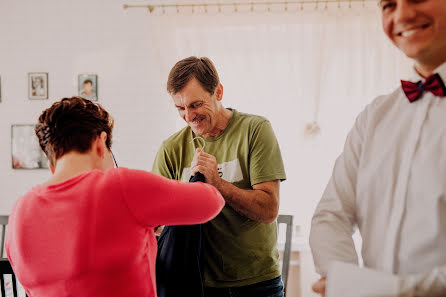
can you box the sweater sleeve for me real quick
[116,168,225,227]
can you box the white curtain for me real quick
[146,2,413,237]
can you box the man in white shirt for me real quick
[310,1,446,296]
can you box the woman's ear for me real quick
[95,131,108,158]
[100,131,108,147]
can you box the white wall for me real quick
[0,0,414,227]
[130,4,413,238]
[0,0,180,213]
[0,1,415,296]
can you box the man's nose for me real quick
[185,108,194,122]
[393,0,417,24]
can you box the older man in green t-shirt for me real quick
[152,56,286,297]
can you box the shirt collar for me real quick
[434,62,446,82]
[410,61,446,82]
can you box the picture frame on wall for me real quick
[11,125,49,170]
[0,75,2,103]
[28,72,48,99]
[78,74,98,101]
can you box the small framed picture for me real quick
[11,125,49,170]
[78,74,98,101]
[28,72,48,99]
[0,75,2,103]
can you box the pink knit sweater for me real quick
[6,168,224,297]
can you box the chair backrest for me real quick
[0,259,27,297]
[277,214,293,296]
[0,216,8,259]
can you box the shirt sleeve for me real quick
[409,267,446,296]
[117,168,225,227]
[152,142,175,179]
[249,119,286,185]
[309,108,369,275]
[326,261,446,297]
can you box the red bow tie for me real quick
[401,73,446,103]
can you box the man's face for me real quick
[34,78,42,88]
[83,82,93,94]
[381,0,446,65]
[172,78,221,137]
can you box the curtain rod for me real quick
[123,0,378,13]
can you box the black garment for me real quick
[155,172,206,297]
[189,172,206,183]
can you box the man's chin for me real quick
[189,126,205,136]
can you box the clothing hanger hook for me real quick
[190,136,206,152]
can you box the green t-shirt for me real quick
[152,109,286,287]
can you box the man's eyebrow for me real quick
[189,100,203,105]
[175,100,202,108]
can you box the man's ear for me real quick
[215,83,224,101]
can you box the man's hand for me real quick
[154,225,164,237]
[312,277,326,297]
[191,148,280,224]
[191,148,222,188]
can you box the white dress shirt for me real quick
[310,62,446,297]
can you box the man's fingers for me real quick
[191,165,206,176]
[312,281,322,293]
[312,278,326,296]
[191,153,215,173]
[195,158,216,167]
[195,152,216,163]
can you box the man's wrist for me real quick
[213,177,226,193]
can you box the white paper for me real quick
[326,261,402,297]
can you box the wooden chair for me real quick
[0,216,28,297]
[0,259,27,297]
[277,214,293,296]
[0,216,8,259]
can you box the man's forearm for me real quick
[215,179,279,224]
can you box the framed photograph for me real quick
[11,125,49,170]
[78,74,98,101]
[28,72,48,99]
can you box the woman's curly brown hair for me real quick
[35,97,114,167]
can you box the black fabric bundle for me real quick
[189,172,206,183]
[155,172,206,297]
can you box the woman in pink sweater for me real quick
[5,97,224,297]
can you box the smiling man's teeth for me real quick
[401,29,419,37]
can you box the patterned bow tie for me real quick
[401,73,446,103]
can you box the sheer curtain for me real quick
[146,2,412,237]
